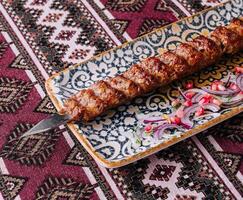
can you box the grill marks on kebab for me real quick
[140,57,170,85]
[211,26,241,54]
[61,18,243,122]
[108,75,141,99]
[91,80,125,107]
[158,51,189,80]
[187,35,223,66]
[175,43,205,70]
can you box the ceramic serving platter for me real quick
[46,0,243,168]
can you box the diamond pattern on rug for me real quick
[63,146,88,167]
[0,0,120,74]
[55,30,76,41]
[143,184,170,199]
[35,177,95,200]
[0,77,34,113]
[68,49,92,60]
[111,19,130,35]
[22,0,113,65]
[10,54,29,70]
[166,141,231,198]
[43,12,63,23]
[143,155,204,199]
[106,0,147,12]
[217,152,241,175]
[0,123,61,165]
[197,165,212,179]
[34,96,56,114]
[0,174,27,200]
[149,164,176,182]
[109,139,236,199]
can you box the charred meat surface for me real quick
[62,18,243,122]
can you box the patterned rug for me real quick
[0,0,242,199]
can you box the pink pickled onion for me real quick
[221,92,243,107]
[202,86,240,96]
[184,89,207,103]
[184,88,207,94]
[181,104,200,128]
[203,103,220,112]
[143,116,165,124]
[180,103,220,129]
[221,99,242,107]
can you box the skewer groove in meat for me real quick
[61,18,243,122]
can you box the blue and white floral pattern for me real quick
[48,1,243,162]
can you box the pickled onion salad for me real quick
[134,66,243,142]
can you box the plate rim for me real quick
[45,1,243,168]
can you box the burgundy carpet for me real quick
[0,0,242,199]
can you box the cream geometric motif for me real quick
[24,0,96,64]
[142,155,205,199]
[202,0,225,6]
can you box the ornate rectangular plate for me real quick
[46,1,243,168]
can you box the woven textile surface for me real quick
[0,0,242,199]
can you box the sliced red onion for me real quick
[236,74,243,91]
[183,104,200,116]
[180,103,220,129]
[154,124,180,139]
[221,94,243,107]
[184,89,207,103]
[203,103,220,112]
[184,88,220,103]
[220,92,243,107]
[181,104,200,129]
[153,121,168,132]
[143,116,165,124]
[221,99,242,107]
[176,106,185,118]
[184,88,207,94]
[231,93,243,102]
[202,86,240,96]
[181,117,193,129]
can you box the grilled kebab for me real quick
[61,18,243,122]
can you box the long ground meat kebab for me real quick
[60,18,243,122]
